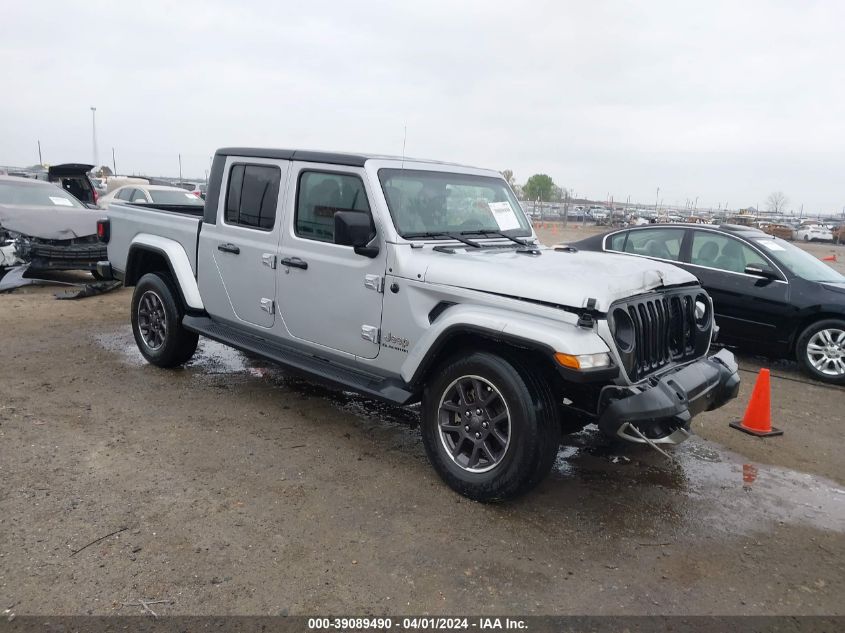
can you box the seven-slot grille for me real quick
[611,290,708,382]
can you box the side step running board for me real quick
[182,316,415,405]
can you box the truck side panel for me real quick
[107,203,201,277]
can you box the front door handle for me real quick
[280,257,308,270]
[217,243,240,255]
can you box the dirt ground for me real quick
[1,231,843,617]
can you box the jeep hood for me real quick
[421,247,698,312]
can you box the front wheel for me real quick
[420,352,560,502]
[796,319,845,385]
[131,272,198,368]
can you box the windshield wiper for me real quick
[461,229,532,246]
[403,231,482,248]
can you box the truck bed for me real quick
[106,202,203,275]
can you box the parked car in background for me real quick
[90,177,108,194]
[98,184,205,209]
[795,224,833,242]
[0,175,107,276]
[761,223,794,240]
[35,163,99,207]
[104,176,150,194]
[174,181,207,199]
[570,224,845,384]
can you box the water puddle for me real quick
[97,327,845,535]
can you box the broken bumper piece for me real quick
[597,348,740,445]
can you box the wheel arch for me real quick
[125,235,204,311]
[790,311,845,353]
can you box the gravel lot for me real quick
[1,229,843,616]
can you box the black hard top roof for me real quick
[215,147,475,169]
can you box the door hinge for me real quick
[260,298,275,314]
[361,325,380,343]
[364,274,384,293]
[262,253,277,269]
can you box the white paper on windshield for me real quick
[184,193,196,200]
[49,196,73,207]
[488,201,521,231]
[758,239,786,252]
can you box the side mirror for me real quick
[744,264,779,280]
[334,211,378,258]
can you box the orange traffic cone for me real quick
[822,254,837,262]
[730,368,783,437]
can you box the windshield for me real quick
[149,189,205,205]
[0,181,84,208]
[753,237,844,283]
[378,169,531,238]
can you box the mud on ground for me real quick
[0,238,843,616]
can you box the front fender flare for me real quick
[401,304,611,385]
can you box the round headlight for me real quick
[612,308,635,352]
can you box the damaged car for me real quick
[0,175,107,278]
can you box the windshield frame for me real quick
[752,236,845,283]
[377,168,532,240]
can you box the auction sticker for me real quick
[488,201,521,231]
[49,196,74,206]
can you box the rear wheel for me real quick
[131,272,198,368]
[421,351,560,502]
[796,319,845,385]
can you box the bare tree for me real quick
[501,169,516,187]
[766,191,789,214]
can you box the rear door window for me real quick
[623,228,685,261]
[225,164,281,230]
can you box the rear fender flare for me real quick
[128,234,204,310]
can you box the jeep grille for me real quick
[609,288,712,382]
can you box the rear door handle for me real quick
[280,257,308,270]
[217,243,240,255]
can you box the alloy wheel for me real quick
[437,375,511,473]
[137,290,167,350]
[806,328,845,377]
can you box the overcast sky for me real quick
[2,1,844,212]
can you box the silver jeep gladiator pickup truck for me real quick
[98,147,740,501]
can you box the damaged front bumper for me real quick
[13,235,107,272]
[597,348,740,445]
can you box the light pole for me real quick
[90,107,99,168]
[655,187,660,214]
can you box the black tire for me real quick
[420,351,560,502]
[795,319,845,385]
[131,272,198,368]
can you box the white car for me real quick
[98,184,205,209]
[795,224,833,242]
